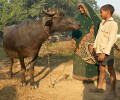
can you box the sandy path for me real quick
[0,61,120,100]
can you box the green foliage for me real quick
[0,0,120,33]
[0,0,77,30]
[0,0,27,30]
[0,48,7,59]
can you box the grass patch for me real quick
[0,40,120,73]
[37,41,73,67]
[0,48,7,60]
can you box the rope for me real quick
[44,25,54,87]
[44,26,67,88]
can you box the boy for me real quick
[91,4,118,100]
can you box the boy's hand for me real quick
[98,53,106,61]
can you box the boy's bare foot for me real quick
[90,88,104,93]
[105,91,117,100]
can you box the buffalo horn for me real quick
[42,7,56,16]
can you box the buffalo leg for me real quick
[29,60,36,86]
[8,58,14,78]
[18,55,26,86]
[29,55,38,88]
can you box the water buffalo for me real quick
[3,8,80,88]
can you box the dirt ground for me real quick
[0,41,120,100]
[0,61,120,100]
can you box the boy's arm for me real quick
[102,22,118,55]
[92,35,99,55]
[93,33,99,49]
[93,23,101,49]
[93,39,97,49]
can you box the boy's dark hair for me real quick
[100,4,115,15]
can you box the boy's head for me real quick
[100,4,115,19]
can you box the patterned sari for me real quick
[72,2,101,80]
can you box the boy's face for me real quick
[100,9,108,19]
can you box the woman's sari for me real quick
[72,2,101,80]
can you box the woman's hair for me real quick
[77,4,83,9]
[77,3,92,19]
[100,4,115,15]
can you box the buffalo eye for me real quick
[59,12,64,16]
[66,22,72,25]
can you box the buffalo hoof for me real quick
[6,74,12,79]
[30,85,38,89]
[26,69,29,72]
[6,71,13,79]
[20,82,26,87]
[27,83,38,89]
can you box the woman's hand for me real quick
[92,48,96,55]
[98,53,106,61]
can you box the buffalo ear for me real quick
[45,20,53,26]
